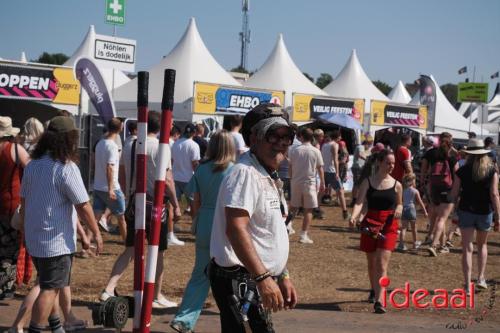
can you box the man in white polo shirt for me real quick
[209,104,297,332]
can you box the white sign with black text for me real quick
[93,34,136,72]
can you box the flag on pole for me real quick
[491,71,499,79]
[458,66,467,75]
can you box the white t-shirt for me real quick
[231,131,249,154]
[321,141,336,173]
[210,152,289,276]
[94,138,120,192]
[289,142,324,185]
[121,135,172,198]
[171,137,200,183]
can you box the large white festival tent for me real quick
[113,18,241,121]
[244,33,327,108]
[410,75,487,139]
[323,49,389,113]
[388,80,411,104]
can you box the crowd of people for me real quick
[0,104,499,332]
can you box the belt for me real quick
[209,259,251,281]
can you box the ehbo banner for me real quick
[74,57,116,124]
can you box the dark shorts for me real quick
[175,181,189,200]
[325,172,343,191]
[125,203,168,251]
[32,254,73,290]
[352,168,362,186]
[429,186,452,206]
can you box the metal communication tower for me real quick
[239,0,250,70]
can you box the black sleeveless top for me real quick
[367,178,397,211]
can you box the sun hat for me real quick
[0,116,20,138]
[462,138,490,155]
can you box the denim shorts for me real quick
[458,210,493,231]
[93,189,126,215]
[402,205,417,221]
[174,181,189,200]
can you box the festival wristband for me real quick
[255,271,271,283]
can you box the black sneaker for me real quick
[368,289,375,303]
[374,301,387,314]
[342,210,349,220]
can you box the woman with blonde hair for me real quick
[171,130,236,333]
[450,139,500,294]
[21,117,44,153]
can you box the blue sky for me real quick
[1,0,499,95]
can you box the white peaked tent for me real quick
[20,52,27,63]
[64,25,131,90]
[244,34,327,108]
[114,18,241,120]
[323,49,389,113]
[388,80,411,104]
[410,75,487,139]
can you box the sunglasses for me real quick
[265,128,295,145]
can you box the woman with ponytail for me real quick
[450,139,500,294]
[349,147,403,314]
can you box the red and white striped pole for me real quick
[140,69,176,333]
[133,71,149,333]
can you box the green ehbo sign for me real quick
[106,0,125,25]
[458,82,488,103]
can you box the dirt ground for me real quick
[7,200,500,331]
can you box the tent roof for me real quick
[323,49,389,103]
[113,18,240,119]
[244,34,326,107]
[410,75,486,138]
[64,25,130,89]
[388,80,411,104]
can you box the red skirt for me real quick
[360,209,399,253]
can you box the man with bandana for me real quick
[208,104,298,333]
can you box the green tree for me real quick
[440,83,458,106]
[372,80,392,96]
[33,52,69,65]
[316,73,333,89]
[230,66,249,74]
[303,72,314,82]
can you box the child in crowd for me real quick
[398,174,428,251]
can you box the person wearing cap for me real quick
[0,116,30,300]
[209,103,297,332]
[171,123,201,246]
[19,116,103,333]
[449,139,500,293]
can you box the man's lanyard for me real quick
[249,153,286,216]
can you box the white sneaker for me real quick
[299,235,313,244]
[99,289,117,302]
[414,241,422,249]
[476,278,488,290]
[168,234,185,246]
[98,217,110,232]
[287,226,296,235]
[152,297,177,308]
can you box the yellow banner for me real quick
[194,82,218,114]
[370,100,427,129]
[53,68,80,105]
[292,94,313,121]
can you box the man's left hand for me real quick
[278,278,298,310]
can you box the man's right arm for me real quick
[225,207,284,312]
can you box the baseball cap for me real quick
[48,116,76,133]
[241,103,292,145]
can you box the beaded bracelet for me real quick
[255,271,271,283]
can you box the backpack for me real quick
[430,159,452,188]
